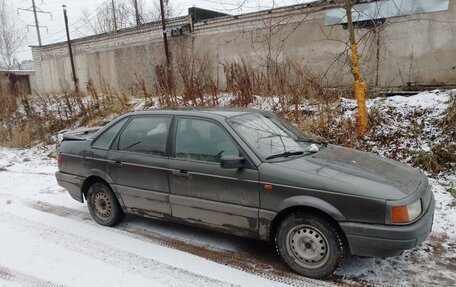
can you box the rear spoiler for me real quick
[62,127,102,141]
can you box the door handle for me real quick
[110,160,123,168]
[172,170,191,179]
[82,151,93,163]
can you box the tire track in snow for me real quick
[0,265,66,287]
[28,201,364,287]
[0,169,54,176]
[0,208,237,287]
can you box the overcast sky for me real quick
[11,0,315,62]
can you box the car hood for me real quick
[269,145,422,200]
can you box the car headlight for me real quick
[391,199,422,224]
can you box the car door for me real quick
[106,115,173,218]
[168,116,260,238]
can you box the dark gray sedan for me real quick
[56,109,434,279]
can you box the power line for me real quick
[32,0,302,47]
[17,0,52,46]
[40,1,110,43]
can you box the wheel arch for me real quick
[269,196,347,243]
[81,175,111,201]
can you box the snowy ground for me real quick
[0,91,455,286]
[0,145,346,287]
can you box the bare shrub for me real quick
[296,102,361,149]
[154,65,177,107]
[174,45,222,107]
[223,57,342,110]
[205,75,219,107]
[0,91,18,140]
[411,149,445,175]
[223,59,256,107]
[0,82,134,147]
[87,80,100,109]
[176,46,206,106]
[0,123,32,147]
[438,92,455,138]
[137,78,154,108]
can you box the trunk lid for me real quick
[62,127,101,141]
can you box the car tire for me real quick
[275,212,346,279]
[87,182,125,226]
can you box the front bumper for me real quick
[340,192,435,258]
[55,171,84,203]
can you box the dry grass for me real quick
[153,65,177,107]
[223,59,256,107]
[0,53,454,176]
[175,45,220,107]
[0,83,132,147]
[223,58,343,110]
[295,93,455,174]
[438,92,455,138]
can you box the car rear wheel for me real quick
[87,182,125,226]
[275,212,346,279]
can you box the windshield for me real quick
[227,113,323,160]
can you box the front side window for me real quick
[118,116,171,155]
[92,117,129,150]
[175,118,240,163]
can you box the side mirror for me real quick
[220,155,245,169]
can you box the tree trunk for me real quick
[346,1,368,136]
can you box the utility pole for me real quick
[159,0,171,68]
[63,5,79,93]
[18,0,52,46]
[134,0,140,26]
[112,0,118,32]
[32,0,42,46]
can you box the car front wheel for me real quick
[275,212,346,279]
[87,182,125,226]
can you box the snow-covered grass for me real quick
[0,90,455,286]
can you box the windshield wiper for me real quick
[266,150,304,160]
[257,133,291,142]
[296,138,328,146]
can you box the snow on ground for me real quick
[0,90,455,286]
[0,147,333,287]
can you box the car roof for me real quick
[125,107,270,118]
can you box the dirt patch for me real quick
[0,265,65,287]
[29,202,74,218]
[0,266,13,280]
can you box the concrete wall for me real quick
[32,1,456,94]
[32,16,190,94]
[0,71,36,95]
[378,2,456,87]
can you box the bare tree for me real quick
[342,0,368,136]
[81,0,175,35]
[0,0,26,70]
[130,0,173,23]
[148,0,175,22]
[81,1,134,34]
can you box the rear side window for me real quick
[92,117,129,150]
[118,116,171,156]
